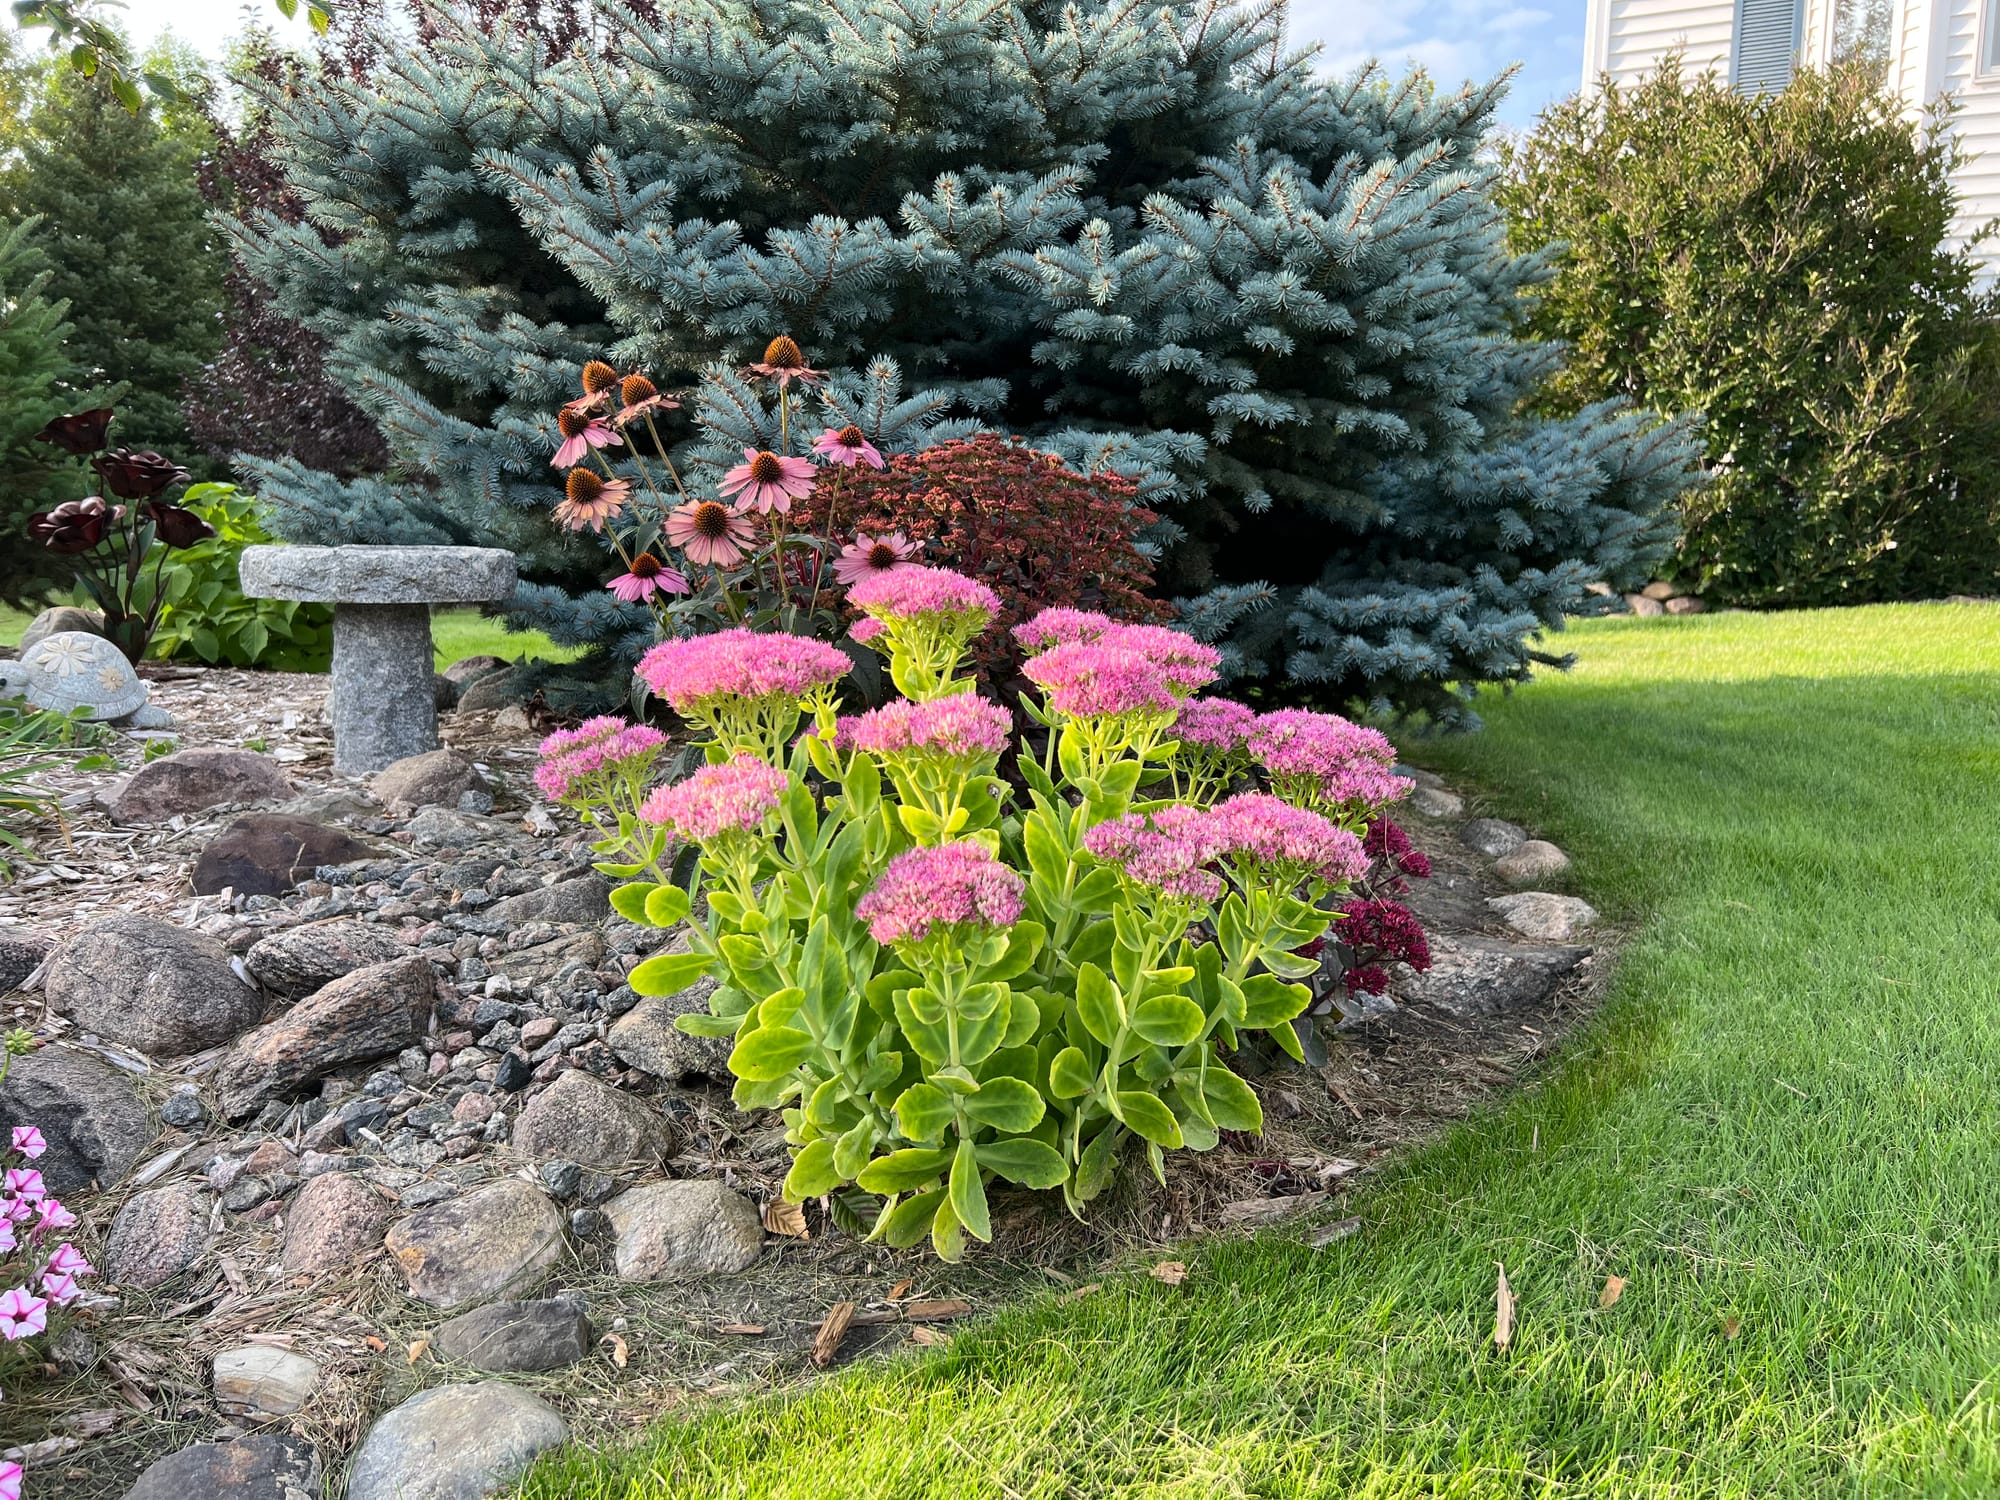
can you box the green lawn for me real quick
[516,601,2000,1499]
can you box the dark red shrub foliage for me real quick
[1337,898,1431,995]
[799,435,1167,681]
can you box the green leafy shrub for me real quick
[0,696,111,877]
[150,484,332,670]
[1505,58,2000,605]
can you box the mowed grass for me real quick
[518,602,2000,1500]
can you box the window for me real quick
[1833,0,1894,82]
[1985,0,2000,75]
[1734,0,1804,93]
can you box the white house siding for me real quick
[1584,0,1739,87]
[1934,0,2000,275]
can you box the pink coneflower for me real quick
[1082,806,1225,903]
[0,1287,46,1341]
[855,842,1024,947]
[1022,641,1177,719]
[9,1126,44,1160]
[606,552,689,603]
[552,407,621,468]
[813,424,885,469]
[832,531,919,586]
[847,565,1000,624]
[635,629,852,712]
[665,499,755,567]
[612,373,679,425]
[842,694,1012,761]
[553,469,630,533]
[744,335,825,388]
[639,755,789,842]
[721,448,816,514]
[1174,697,1257,752]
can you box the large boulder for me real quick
[386,1179,564,1311]
[244,920,413,998]
[1486,892,1598,943]
[0,1048,152,1194]
[602,1179,763,1280]
[511,1068,674,1171]
[120,1433,320,1500]
[212,955,434,1119]
[487,874,610,927]
[372,749,477,810]
[431,1296,593,1374]
[43,915,261,1057]
[109,747,294,823]
[1393,934,1590,1019]
[345,1382,567,1500]
[282,1171,393,1275]
[191,814,376,897]
[607,978,732,1084]
[103,1183,212,1290]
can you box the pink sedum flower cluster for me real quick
[1208,792,1370,885]
[533,717,670,802]
[1022,641,1179,719]
[1173,696,1258,752]
[841,695,1011,762]
[640,756,789,842]
[846,565,1000,624]
[1245,709,1410,812]
[855,842,1024,946]
[1086,795,1366,899]
[1082,805,1225,903]
[637,629,851,712]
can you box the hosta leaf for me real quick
[644,884,691,928]
[629,951,717,997]
[856,1147,952,1194]
[961,1077,1045,1133]
[894,1082,955,1142]
[1238,974,1312,1028]
[1049,1046,1095,1099]
[730,1025,814,1082]
[785,1138,843,1200]
[1116,1091,1184,1148]
[1129,995,1205,1047]
[978,1138,1066,1188]
[948,1137,991,1243]
[608,882,657,924]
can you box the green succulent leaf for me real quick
[785,1138,844,1200]
[630,951,717,997]
[977,1137,1067,1188]
[894,1082,955,1142]
[729,1025,815,1082]
[608,882,658,924]
[1116,1090,1184,1148]
[961,1076,1045,1133]
[948,1137,991,1242]
[644,883,691,928]
[1238,974,1312,1028]
[1129,995,1206,1047]
[856,1147,953,1194]
[1049,1046,1095,1099]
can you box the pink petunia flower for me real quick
[0,1459,20,1500]
[605,552,690,603]
[812,424,885,469]
[0,1287,47,1341]
[39,1270,80,1306]
[639,756,789,842]
[9,1127,44,1160]
[855,843,1025,947]
[720,448,816,514]
[551,409,621,468]
[0,1222,14,1254]
[32,1198,75,1235]
[664,499,755,568]
[831,531,919,587]
[44,1243,90,1278]
[4,1169,43,1202]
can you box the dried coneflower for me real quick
[745,335,824,388]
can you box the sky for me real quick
[25,0,1588,131]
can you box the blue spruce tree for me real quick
[229,0,1700,719]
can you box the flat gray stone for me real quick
[0,1047,152,1193]
[346,1381,566,1500]
[1393,933,1589,1018]
[431,1295,593,1373]
[1410,785,1464,819]
[1487,892,1598,942]
[603,1179,763,1280]
[44,914,262,1055]
[488,874,610,926]
[212,954,435,1118]
[20,630,147,720]
[212,1345,320,1415]
[239,544,516,605]
[120,1433,320,1500]
[104,1182,211,1290]
[512,1068,674,1171]
[373,749,476,809]
[110,747,295,823]
[386,1178,565,1310]
[607,978,732,1083]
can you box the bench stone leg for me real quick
[331,603,437,776]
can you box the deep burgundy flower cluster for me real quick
[1338,897,1433,996]
[1361,816,1433,896]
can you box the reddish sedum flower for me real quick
[855,842,1024,946]
[842,694,1011,762]
[1022,641,1177,718]
[665,499,754,567]
[640,755,789,842]
[1174,697,1257,752]
[832,531,919,585]
[1012,607,1117,653]
[1206,792,1370,886]
[721,448,816,514]
[1247,709,1410,815]
[1338,898,1431,988]
[848,564,1000,624]
[1362,817,1433,892]
[607,553,689,603]
[1082,805,1224,903]
[813,424,885,469]
[553,468,629,532]
[635,628,851,712]
[553,408,621,467]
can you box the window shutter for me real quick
[1734,0,1802,92]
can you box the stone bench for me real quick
[240,545,518,776]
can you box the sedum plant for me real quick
[544,567,1416,1260]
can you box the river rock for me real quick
[511,1067,674,1171]
[212,954,434,1119]
[120,1433,320,1500]
[44,914,261,1056]
[1495,839,1572,884]
[373,749,477,810]
[103,1182,211,1289]
[282,1171,393,1275]
[492,931,604,986]
[191,814,376,897]
[455,667,532,712]
[0,1047,151,1193]
[1393,933,1589,1018]
[443,654,508,687]
[346,1381,567,1500]
[18,606,102,656]
[244,919,413,998]
[19,630,147,720]
[603,1179,763,1279]
[109,746,295,823]
[487,874,610,927]
[431,1295,593,1373]
[386,1178,564,1310]
[1486,892,1598,942]
[213,1345,321,1415]
[607,978,732,1083]
[1459,818,1528,858]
